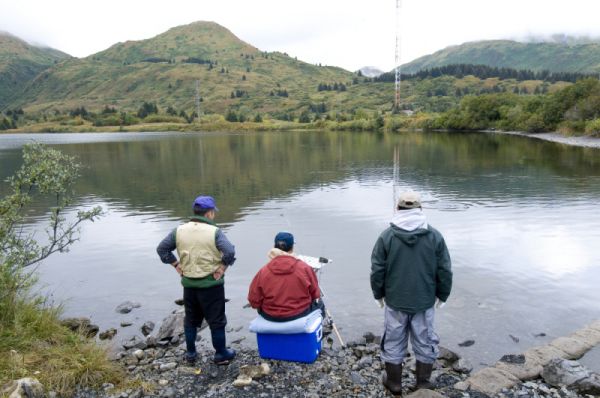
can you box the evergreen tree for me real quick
[137,102,158,118]
[166,106,177,116]
[101,105,117,114]
[225,110,238,122]
[299,111,311,123]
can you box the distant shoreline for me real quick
[3,124,600,149]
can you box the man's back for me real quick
[248,249,319,318]
[370,224,452,314]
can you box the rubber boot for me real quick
[382,362,403,396]
[210,328,236,365]
[415,361,434,389]
[183,326,198,364]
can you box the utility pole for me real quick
[195,79,201,120]
[394,0,403,113]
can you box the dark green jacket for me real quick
[370,224,452,314]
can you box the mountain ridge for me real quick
[6,21,357,116]
[0,32,71,108]
[3,24,599,118]
[401,39,600,74]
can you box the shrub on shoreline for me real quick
[0,144,126,395]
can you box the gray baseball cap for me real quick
[397,191,421,209]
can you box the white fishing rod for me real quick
[297,255,345,348]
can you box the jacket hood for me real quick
[391,208,427,231]
[389,223,430,247]
[266,248,298,275]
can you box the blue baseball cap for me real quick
[193,195,219,211]
[274,232,294,251]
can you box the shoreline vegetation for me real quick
[2,78,600,139]
[0,144,128,396]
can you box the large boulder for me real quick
[141,321,155,336]
[495,351,542,381]
[550,336,591,359]
[122,335,147,350]
[452,357,473,374]
[406,390,445,398]
[154,310,185,341]
[569,327,600,348]
[1,378,44,398]
[153,309,208,342]
[438,346,460,362]
[99,328,117,340]
[525,345,569,365]
[466,367,520,395]
[542,358,600,395]
[60,317,99,338]
[115,301,141,314]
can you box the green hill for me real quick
[0,33,70,108]
[2,24,589,121]
[9,21,360,116]
[401,39,600,74]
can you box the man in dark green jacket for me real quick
[371,191,452,395]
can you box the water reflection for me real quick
[1,130,599,369]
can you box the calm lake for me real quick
[1,130,599,369]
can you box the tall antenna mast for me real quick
[195,79,201,119]
[394,0,403,113]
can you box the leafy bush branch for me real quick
[1,143,102,304]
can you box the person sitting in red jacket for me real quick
[248,232,324,322]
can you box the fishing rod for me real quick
[297,255,345,348]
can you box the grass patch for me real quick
[0,296,130,396]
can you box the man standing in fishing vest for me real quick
[370,191,452,394]
[156,195,236,365]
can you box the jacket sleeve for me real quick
[370,234,387,300]
[435,235,453,302]
[305,264,321,300]
[247,270,263,309]
[215,229,236,266]
[156,229,177,264]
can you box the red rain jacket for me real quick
[248,253,320,318]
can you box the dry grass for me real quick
[0,296,135,396]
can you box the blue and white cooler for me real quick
[249,310,323,363]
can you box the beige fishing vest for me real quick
[176,221,222,278]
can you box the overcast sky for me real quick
[2,0,600,72]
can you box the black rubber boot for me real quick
[183,326,198,365]
[210,328,236,365]
[415,361,434,389]
[382,362,403,396]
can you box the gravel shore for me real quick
[68,329,599,398]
